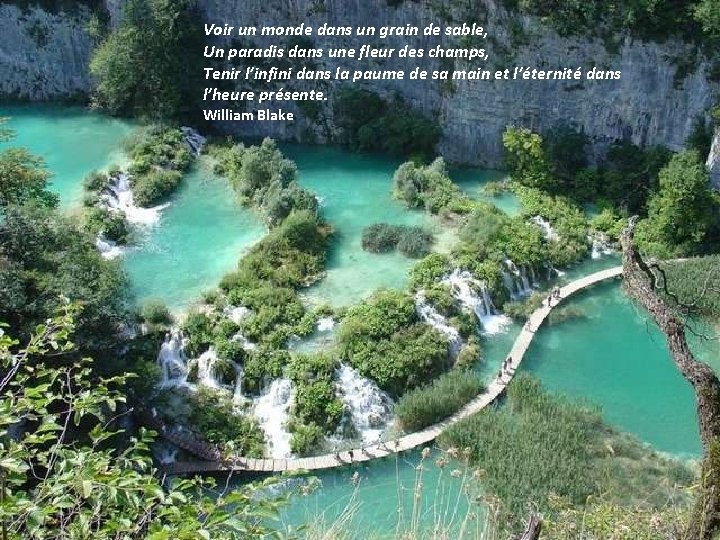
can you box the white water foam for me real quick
[443,269,511,336]
[335,364,392,444]
[253,378,294,458]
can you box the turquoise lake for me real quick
[5,104,719,536]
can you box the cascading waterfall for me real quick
[196,348,222,389]
[501,259,534,299]
[157,331,188,388]
[442,269,511,335]
[317,316,335,332]
[530,215,558,241]
[253,378,294,459]
[335,364,392,444]
[590,232,614,259]
[100,172,169,226]
[95,235,124,260]
[414,292,463,358]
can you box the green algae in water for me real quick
[0,104,135,206]
[122,159,266,310]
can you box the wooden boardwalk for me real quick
[161,266,623,475]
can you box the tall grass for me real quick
[438,374,695,528]
[395,370,484,432]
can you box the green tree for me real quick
[90,0,205,120]
[0,307,288,538]
[503,127,557,192]
[694,0,720,39]
[0,148,57,209]
[0,205,129,372]
[636,150,718,257]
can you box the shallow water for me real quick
[285,145,513,306]
[123,159,266,310]
[0,104,135,205]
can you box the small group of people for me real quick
[546,286,562,306]
[498,356,513,378]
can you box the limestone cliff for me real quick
[1,0,718,167]
[0,3,95,101]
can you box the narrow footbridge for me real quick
[157,266,623,475]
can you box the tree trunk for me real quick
[621,216,720,540]
[517,514,542,540]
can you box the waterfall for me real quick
[414,292,463,358]
[442,269,510,335]
[157,331,188,388]
[196,348,222,388]
[181,126,206,156]
[231,331,257,351]
[253,378,294,459]
[226,305,251,324]
[530,215,558,241]
[335,364,392,444]
[590,233,614,259]
[100,173,168,226]
[233,364,245,405]
[95,235,124,260]
[317,316,335,332]
[501,259,534,299]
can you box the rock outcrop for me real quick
[0,3,95,101]
[1,0,718,167]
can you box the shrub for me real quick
[289,422,324,455]
[83,170,111,193]
[84,207,130,243]
[395,369,484,432]
[396,227,434,258]
[362,223,401,253]
[394,158,473,215]
[455,335,482,369]
[361,223,434,258]
[132,169,182,207]
[409,253,452,290]
[181,311,213,357]
[213,139,318,227]
[140,299,172,326]
[334,88,439,158]
[243,348,289,394]
[187,387,264,456]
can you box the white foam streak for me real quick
[253,378,294,458]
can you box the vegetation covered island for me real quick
[1,0,720,538]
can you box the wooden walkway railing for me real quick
[157,266,623,475]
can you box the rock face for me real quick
[0,3,95,100]
[1,0,718,166]
[708,128,720,189]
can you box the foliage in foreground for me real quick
[439,374,694,528]
[395,369,484,432]
[0,308,288,538]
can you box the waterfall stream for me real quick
[253,378,294,458]
[415,292,463,358]
[442,269,511,335]
[335,364,392,444]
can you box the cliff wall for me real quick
[1,0,718,167]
